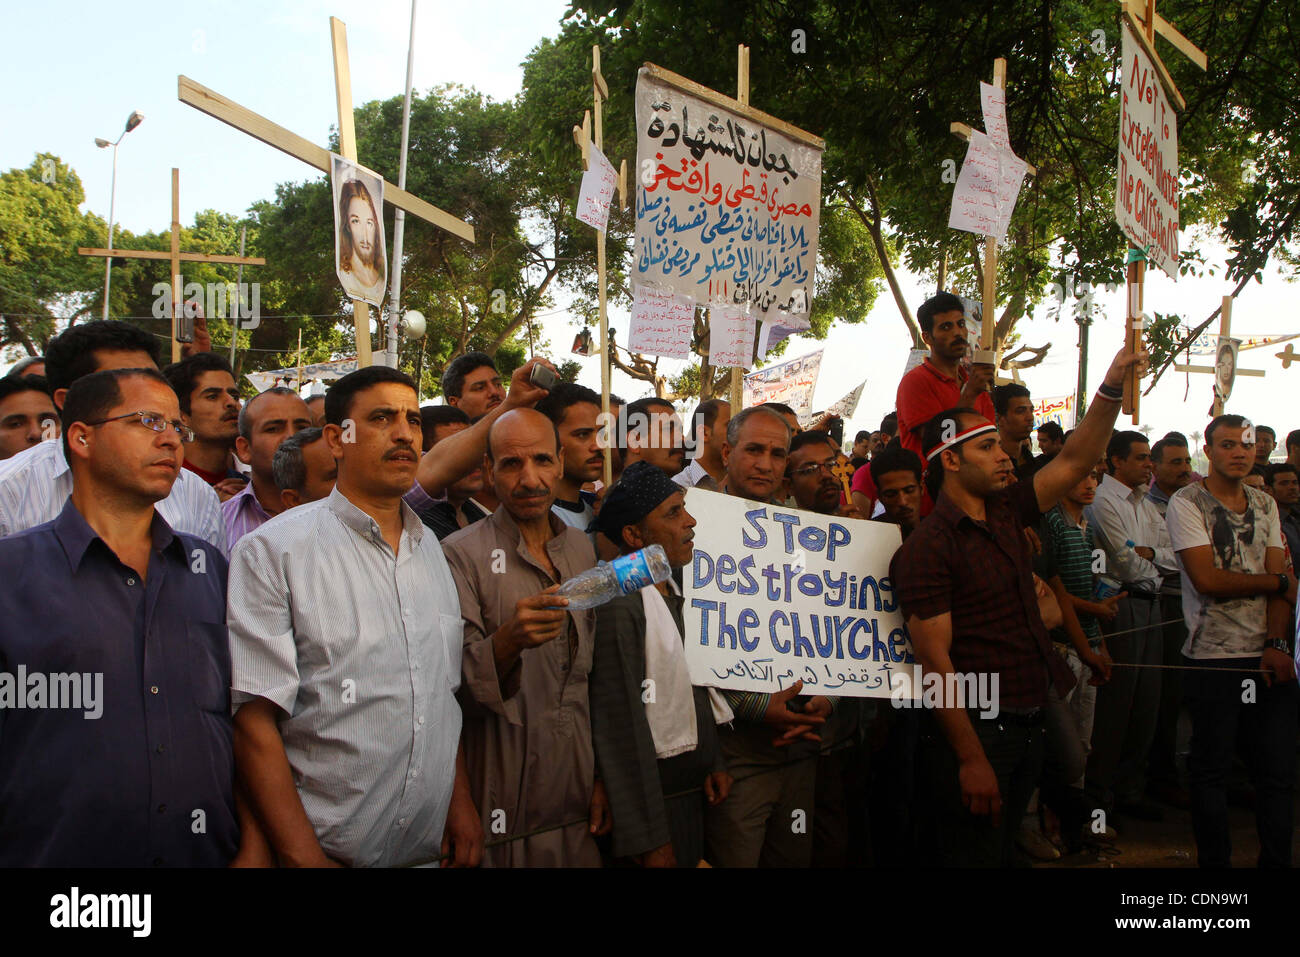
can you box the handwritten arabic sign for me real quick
[634,69,822,329]
[742,350,822,412]
[948,130,1027,243]
[577,144,618,231]
[628,285,695,358]
[1032,394,1076,431]
[708,306,755,369]
[1115,21,1179,279]
[682,488,911,699]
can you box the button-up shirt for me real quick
[221,479,275,549]
[0,439,226,554]
[1085,473,1177,591]
[0,499,237,866]
[673,458,719,491]
[227,487,463,868]
[891,479,1075,710]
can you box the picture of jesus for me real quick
[330,155,387,307]
[1214,338,1238,402]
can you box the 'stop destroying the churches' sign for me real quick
[1115,20,1180,279]
[633,67,823,329]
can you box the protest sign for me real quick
[948,130,1027,243]
[577,143,618,231]
[742,350,823,412]
[634,68,823,328]
[708,306,755,369]
[1032,394,1076,431]
[980,81,1011,151]
[682,488,911,699]
[798,379,865,429]
[1114,20,1179,279]
[628,285,695,358]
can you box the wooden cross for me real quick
[949,58,1037,368]
[571,44,626,488]
[177,16,475,368]
[1119,0,1207,422]
[78,167,266,363]
[1277,343,1298,369]
[728,44,752,414]
[831,451,856,502]
[1172,295,1264,415]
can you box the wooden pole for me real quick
[296,327,304,395]
[330,17,373,368]
[592,44,612,488]
[170,168,182,363]
[1123,257,1144,422]
[728,43,750,411]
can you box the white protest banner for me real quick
[742,350,823,412]
[1032,394,1076,431]
[628,285,694,358]
[682,488,911,698]
[577,143,618,231]
[634,68,823,327]
[1114,20,1179,279]
[708,306,755,369]
[948,130,1027,243]
[798,379,865,429]
[980,81,1011,151]
[903,348,929,378]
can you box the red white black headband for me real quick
[925,423,997,462]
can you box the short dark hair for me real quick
[6,355,45,378]
[0,374,52,407]
[162,352,235,415]
[1106,430,1149,469]
[920,406,981,500]
[854,429,871,444]
[1162,430,1188,444]
[788,429,836,459]
[690,398,730,441]
[272,427,326,492]
[535,382,602,426]
[622,396,678,453]
[441,351,496,400]
[1036,421,1065,443]
[61,367,171,465]
[1257,425,1276,440]
[325,366,417,426]
[1286,429,1300,453]
[917,292,965,335]
[1151,435,1189,463]
[1205,413,1249,446]
[420,404,470,452]
[880,412,898,437]
[45,320,160,396]
[239,386,301,440]
[1265,462,1298,486]
[992,383,1031,418]
[762,401,797,419]
[870,443,923,487]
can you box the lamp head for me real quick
[401,309,426,340]
[94,138,111,148]
[124,111,145,133]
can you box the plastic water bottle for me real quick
[554,544,672,609]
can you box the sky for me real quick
[5,0,1298,449]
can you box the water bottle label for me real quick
[610,550,654,594]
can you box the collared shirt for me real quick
[895,358,996,460]
[1279,506,1300,571]
[1043,504,1101,646]
[226,487,463,868]
[1085,473,1177,591]
[0,499,237,866]
[552,490,597,543]
[222,479,276,549]
[417,498,489,541]
[442,507,600,867]
[673,458,719,492]
[0,439,226,554]
[891,479,1075,710]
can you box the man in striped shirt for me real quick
[0,320,225,553]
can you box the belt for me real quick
[994,708,1044,727]
[1123,588,1160,601]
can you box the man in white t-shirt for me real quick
[1166,414,1298,867]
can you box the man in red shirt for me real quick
[896,293,996,460]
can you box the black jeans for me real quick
[920,710,1046,867]
[1183,655,1298,867]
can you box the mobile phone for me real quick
[827,416,845,447]
[175,300,197,343]
[529,363,557,391]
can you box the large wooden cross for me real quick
[1171,295,1264,415]
[949,58,1038,368]
[79,167,266,362]
[177,16,475,367]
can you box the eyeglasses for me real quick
[84,411,194,443]
[790,459,838,478]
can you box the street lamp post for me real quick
[95,110,144,320]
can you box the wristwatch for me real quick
[1278,573,1290,596]
[1269,637,1293,655]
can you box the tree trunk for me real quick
[836,179,923,349]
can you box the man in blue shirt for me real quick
[0,367,238,866]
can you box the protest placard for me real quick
[634,68,823,327]
[980,81,1011,151]
[628,285,695,358]
[1114,20,1179,279]
[1032,394,1076,431]
[682,488,911,699]
[708,306,755,369]
[948,130,1027,243]
[577,143,618,231]
[742,350,823,412]
[798,379,865,429]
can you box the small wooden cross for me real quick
[1171,296,1265,414]
[79,168,266,362]
[1276,343,1297,369]
[831,452,856,502]
[178,16,475,367]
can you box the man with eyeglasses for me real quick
[786,430,845,516]
[0,321,225,552]
[0,367,239,865]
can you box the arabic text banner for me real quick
[682,488,911,699]
[1032,394,1076,431]
[742,350,823,413]
[634,68,823,327]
